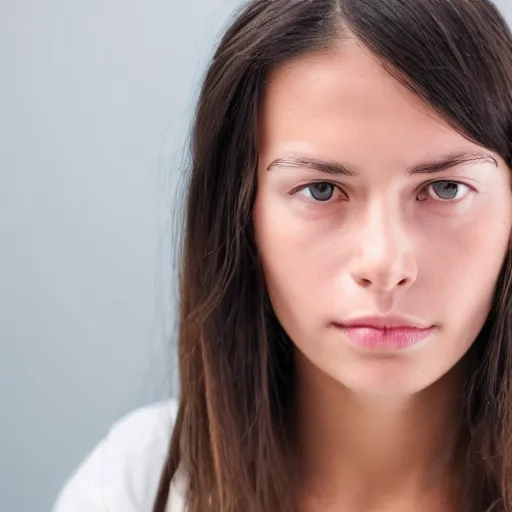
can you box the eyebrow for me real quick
[266,152,498,176]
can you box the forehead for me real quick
[258,39,476,167]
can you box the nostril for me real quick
[397,278,408,287]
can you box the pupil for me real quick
[433,182,458,200]
[310,183,334,201]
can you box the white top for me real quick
[53,399,186,512]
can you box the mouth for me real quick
[333,315,435,351]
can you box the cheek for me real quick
[416,198,511,346]
[253,188,339,330]
[422,199,511,290]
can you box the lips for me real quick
[333,315,435,350]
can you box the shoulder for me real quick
[53,399,184,512]
[103,399,178,452]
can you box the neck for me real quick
[292,352,465,511]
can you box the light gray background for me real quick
[1,1,243,510]
[1,1,511,511]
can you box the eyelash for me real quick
[293,180,473,204]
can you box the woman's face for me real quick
[253,39,512,395]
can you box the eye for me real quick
[418,181,471,202]
[298,182,340,202]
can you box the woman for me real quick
[54,0,512,510]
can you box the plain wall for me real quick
[0,1,243,510]
[1,1,511,511]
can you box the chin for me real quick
[326,358,451,398]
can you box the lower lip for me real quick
[335,325,434,350]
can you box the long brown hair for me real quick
[154,1,512,510]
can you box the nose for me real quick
[349,201,417,293]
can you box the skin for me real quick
[253,38,512,511]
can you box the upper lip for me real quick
[337,314,432,330]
